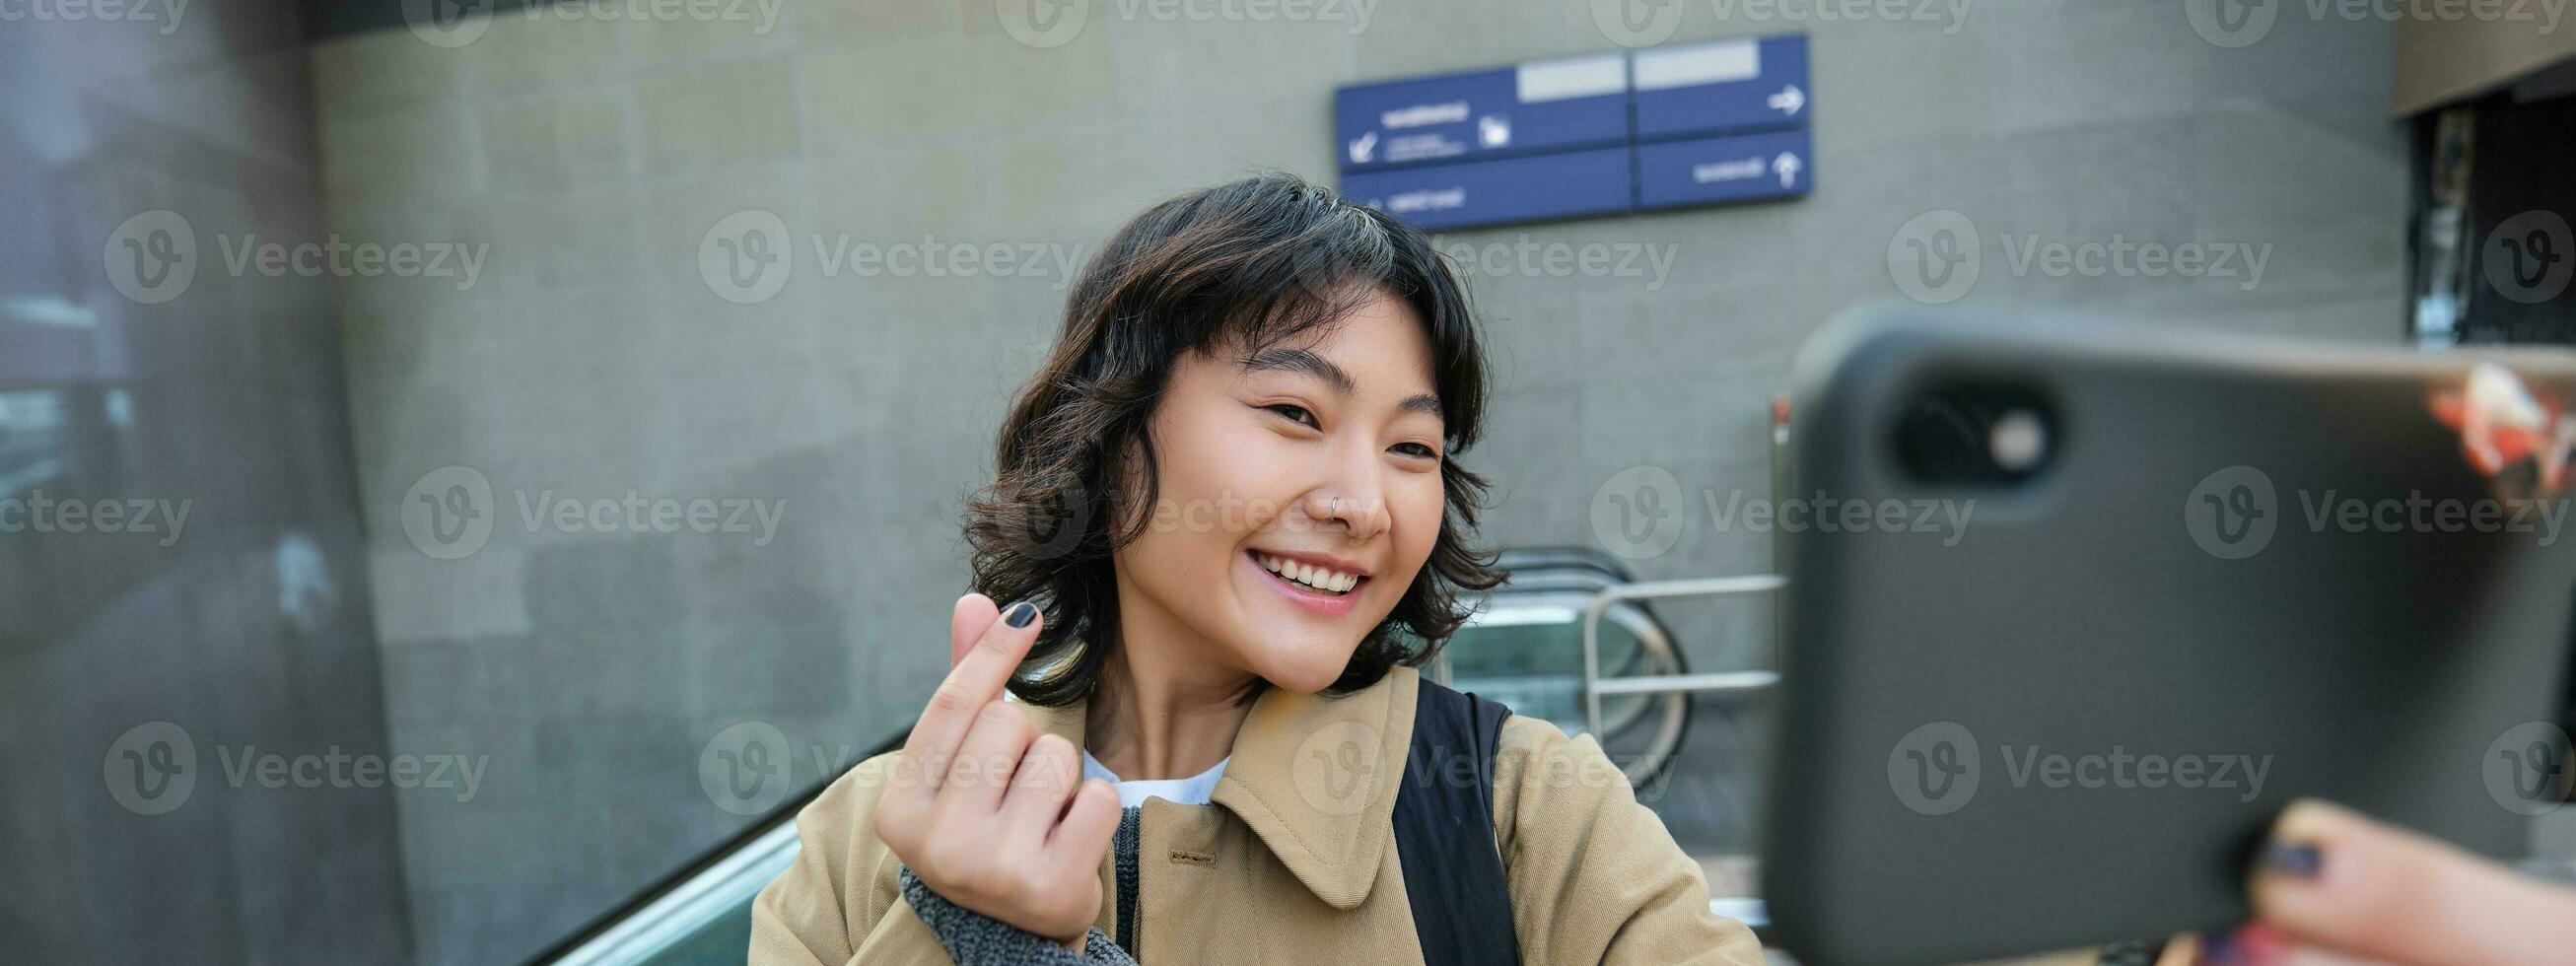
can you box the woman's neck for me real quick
[1083,594,1258,782]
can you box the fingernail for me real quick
[2261,840,2323,879]
[1004,601,1037,628]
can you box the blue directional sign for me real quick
[1335,52,1629,172]
[1334,34,1814,231]
[1636,128,1813,210]
[1341,147,1634,231]
[1632,34,1810,141]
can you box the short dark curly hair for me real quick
[965,172,1503,707]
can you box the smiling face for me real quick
[1109,291,1449,693]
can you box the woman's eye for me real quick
[1392,442,1440,460]
[1263,403,1318,428]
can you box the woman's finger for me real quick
[1046,779,1123,873]
[2241,798,2576,966]
[899,600,1042,781]
[940,698,1039,814]
[997,733,1083,842]
[949,592,1002,668]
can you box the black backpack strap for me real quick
[1391,675,1522,966]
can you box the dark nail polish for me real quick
[2261,840,2323,879]
[1004,601,1037,628]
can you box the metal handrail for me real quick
[1579,575,1789,764]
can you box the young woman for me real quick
[749,174,1766,964]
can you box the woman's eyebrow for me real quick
[1241,347,1445,420]
[1240,347,1356,395]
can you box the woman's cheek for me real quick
[1389,478,1446,573]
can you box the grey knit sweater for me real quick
[895,807,1145,965]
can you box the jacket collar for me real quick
[1019,665,1421,910]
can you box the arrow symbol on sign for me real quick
[1773,152,1802,188]
[1349,131,1377,165]
[1767,84,1805,115]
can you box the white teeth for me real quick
[1256,552,1358,593]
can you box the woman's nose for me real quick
[1303,488,1389,542]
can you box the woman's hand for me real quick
[872,593,1124,947]
[2183,798,2576,965]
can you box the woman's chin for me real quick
[1245,648,1358,694]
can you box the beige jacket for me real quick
[750,665,1767,964]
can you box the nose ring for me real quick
[1330,496,1342,518]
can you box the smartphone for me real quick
[1761,310,2576,966]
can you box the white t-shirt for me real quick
[1079,750,1229,807]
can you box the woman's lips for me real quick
[1244,550,1361,616]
